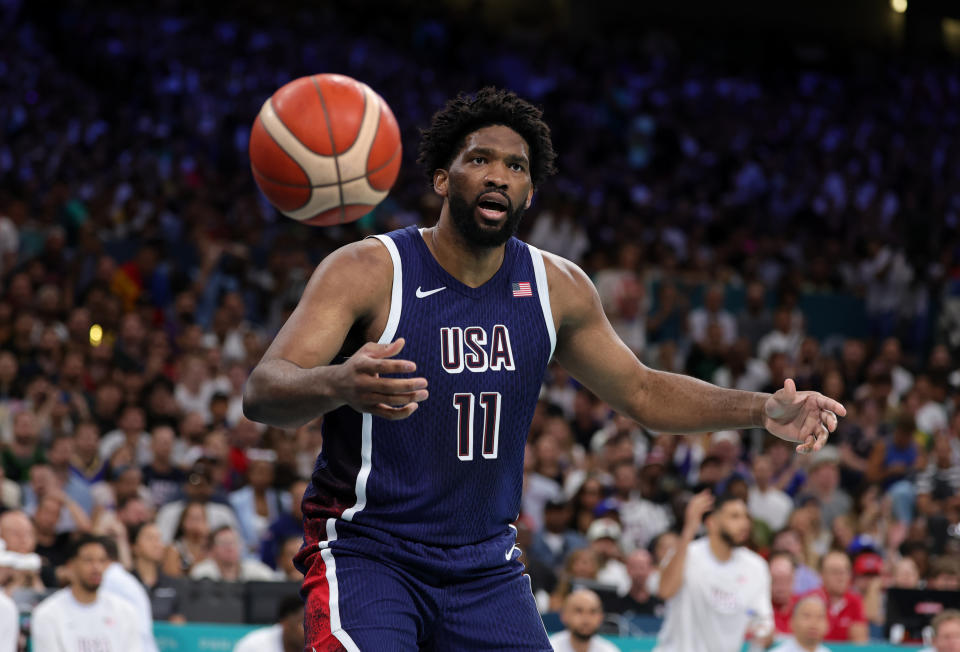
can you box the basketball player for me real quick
[243,88,846,650]
[654,492,773,652]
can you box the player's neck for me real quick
[425,220,506,288]
[70,583,98,605]
[797,639,819,651]
[707,534,733,562]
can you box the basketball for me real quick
[249,73,402,226]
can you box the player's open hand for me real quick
[332,338,428,420]
[763,378,847,454]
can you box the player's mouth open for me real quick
[476,193,508,220]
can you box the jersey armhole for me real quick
[528,245,557,360]
[368,234,403,343]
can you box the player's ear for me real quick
[524,187,534,210]
[433,169,448,198]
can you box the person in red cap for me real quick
[851,552,884,627]
[799,550,868,642]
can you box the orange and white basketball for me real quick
[249,74,402,226]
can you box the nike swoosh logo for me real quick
[416,286,446,298]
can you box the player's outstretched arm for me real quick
[547,254,845,453]
[243,240,428,429]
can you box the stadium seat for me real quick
[244,580,302,624]
[177,579,245,623]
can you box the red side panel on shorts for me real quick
[301,554,347,652]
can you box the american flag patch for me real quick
[512,282,533,297]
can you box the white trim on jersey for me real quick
[528,245,556,360]
[319,233,402,652]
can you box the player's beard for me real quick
[720,526,746,549]
[78,577,101,593]
[448,186,525,248]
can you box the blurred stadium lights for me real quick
[891,0,908,13]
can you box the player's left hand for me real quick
[762,378,847,454]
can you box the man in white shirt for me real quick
[921,609,960,652]
[548,589,619,652]
[748,454,794,531]
[654,492,773,652]
[771,594,832,652]
[31,534,142,652]
[189,526,278,582]
[233,595,304,652]
[0,584,17,652]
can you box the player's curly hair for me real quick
[417,87,558,188]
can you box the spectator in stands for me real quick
[0,510,45,590]
[33,494,75,573]
[922,609,960,652]
[229,448,283,554]
[771,594,832,652]
[100,404,151,468]
[141,425,185,508]
[155,459,241,544]
[851,552,884,626]
[276,536,304,581]
[867,412,923,524]
[260,479,307,570]
[3,411,45,483]
[795,446,851,532]
[189,525,277,581]
[736,281,773,350]
[586,518,630,595]
[100,537,158,652]
[770,551,797,635]
[550,548,601,611]
[749,454,793,531]
[548,588,619,652]
[927,557,960,591]
[31,535,141,651]
[91,461,151,519]
[70,420,107,484]
[24,463,92,534]
[162,500,210,577]
[892,557,921,589]
[530,498,587,571]
[233,594,305,652]
[758,306,803,362]
[688,284,736,347]
[915,432,960,524]
[608,548,661,615]
[570,475,608,536]
[129,522,184,622]
[803,550,868,642]
[0,464,19,510]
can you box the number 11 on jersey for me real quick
[453,392,501,461]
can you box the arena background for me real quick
[1,0,960,649]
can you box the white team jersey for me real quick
[30,588,142,652]
[654,538,773,652]
[548,630,620,652]
[232,624,283,652]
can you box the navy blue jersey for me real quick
[303,226,555,550]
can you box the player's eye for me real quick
[509,162,525,172]
[472,156,486,165]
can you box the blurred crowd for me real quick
[1,0,959,645]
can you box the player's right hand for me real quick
[331,338,428,420]
[682,489,714,537]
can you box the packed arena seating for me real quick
[1,0,958,647]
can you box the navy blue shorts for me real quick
[296,523,551,651]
